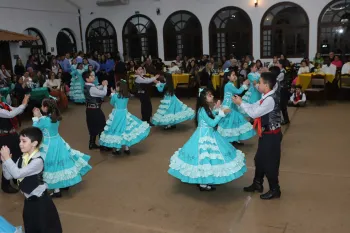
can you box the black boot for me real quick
[89,136,99,150]
[243,180,264,193]
[281,110,290,125]
[260,188,281,200]
[1,174,18,194]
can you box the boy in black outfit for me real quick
[1,127,62,232]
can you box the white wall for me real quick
[0,0,81,68]
[79,0,333,63]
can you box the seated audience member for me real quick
[321,58,337,76]
[32,71,45,87]
[297,60,310,75]
[289,85,306,107]
[341,57,350,75]
[268,55,279,68]
[331,55,343,69]
[168,62,180,73]
[43,72,68,109]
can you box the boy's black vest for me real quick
[17,156,44,194]
[261,92,281,130]
[84,84,103,104]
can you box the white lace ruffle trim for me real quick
[43,156,89,184]
[217,122,254,137]
[152,106,194,124]
[100,121,150,144]
[169,150,246,178]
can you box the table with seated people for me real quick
[172,73,222,90]
[296,73,335,91]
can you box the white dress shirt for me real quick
[85,83,107,98]
[341,62,350,75]
[240,90,276,119]
[43,79,61,89]
[0,104,26,118]
[168,66,180,73]
[321,64,337,76]
[298,66,310,75]
[0,69,10,81]
[135,75,156,84]
[290,93,306,103]
[2,152,47,198]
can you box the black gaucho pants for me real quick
[86,107,106,137]
[138,92,152,122]
[23,192,62,233]
[253,130,283,190]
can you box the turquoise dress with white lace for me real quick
[217,82,256,142]
[69,67,86,103]
[99,93,150,149]
[238,72,262,116]
[32,116,91,189]
[151,83,195,126]
[168,108,247,185]
[0,216,22,233]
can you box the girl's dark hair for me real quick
[20,127,43,146]
[42,98,62,123]
[163,73,174,96]
[82,71,92,81]
[195,88,214,126]
[116,80,130,98]
[249,62,256,70]
[223,66,238,86]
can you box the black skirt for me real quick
[0,133,21,163]
[23,192,62,233]
[86,108,106,136]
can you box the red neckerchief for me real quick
[253,99,264,137]
[295,93,301,102]
[0,102,19,129]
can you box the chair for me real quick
[338,74,350,100]
[304,74,326,105]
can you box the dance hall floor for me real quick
[1,98,350,233]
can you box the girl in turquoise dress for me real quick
[69,63,86,103]
[88,64,99,86]
[32,98,92,197]
[218,68,256,144]
[99,80,150,155]
[152,75,195,129]
[168,88,247,191]
[239,62,262,116]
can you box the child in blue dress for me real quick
[99,80,150,155]
[32,98,92,197]
[69,63,85,103]
[239,62,262,116]
[152,74,195,130]
[0,216,22,233]
[88,64,99,86]
[168,88,247,191]
[218,68,256,144]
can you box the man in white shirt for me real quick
[321,58,337,76]
[341,61,350,75]
[233,72,282,200]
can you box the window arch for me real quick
[318,0,350,55]
[209,6,252,60]
[23,28,46,56]
[261,2,309,58]
[85,18,117,54]
[163,11,202,61]
[123,14,158,60]
[56,28,77,55]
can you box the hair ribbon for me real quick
[198,88,204,97]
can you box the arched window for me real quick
[23,28,46,56]
[318,0,350,55]
[163,11,202,61]
[56,28,77,55]
[209,7,252,59]
[123,14,158,60]
[261,2,309,58]
[85,18,117,54]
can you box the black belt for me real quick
[86,103,101,109]
[26,190,48,201]
[262,123,281,132]
[0,128,16,135]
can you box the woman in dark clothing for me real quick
[14,58,25,76]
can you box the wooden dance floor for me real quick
[1,98,349,233]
